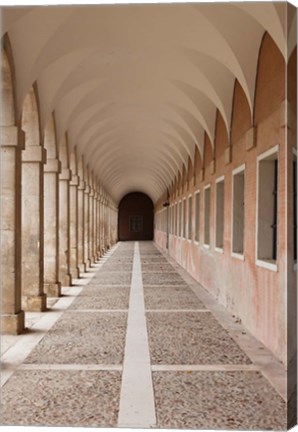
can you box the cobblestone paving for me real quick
[1,241,286,429]
[69,286,130,310]
[1,370,121,427]
[153,371,286,430]
[146,311,252,364]
[144,286,206,310]
[24,311,128,365]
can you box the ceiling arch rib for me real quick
[106,171,169,203]
[94,153,173,193]
[90,141,178,183]
[3,3,291,204]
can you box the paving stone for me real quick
[147,312,252,364]
[141,258,169,265]
[69,287,130,310]
[24,312,127,364]
[144,286,206,310]
[89,271,132,285]
[101,262,133,271]
[141,263,175,272]
[143,272,186,285]
[153,371,286,430]
[1,370,121,427]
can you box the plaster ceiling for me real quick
[1,3,296,203]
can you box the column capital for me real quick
[59,168,72,181]
[22,146,47,163]
[89,188,95,197]
[78,180,85,190]
[69,174,80,186]
[84,185,90,194]
[44,158,61,173]
[1,126,25,149]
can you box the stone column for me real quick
[44,158,61,297]
[93,188,99,260]
[69,174,80,279]
[1,126,25,333]
[22,144,47,311]
[96,188,101,259]
[59,168,72,286]
[99,197,105,255]
[84,184,91,268]
[89,185,95,264]
[77,179,86,273]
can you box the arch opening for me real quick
[118,192,154,241]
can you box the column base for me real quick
[61,273,72,287]
[78,262,87,274]
[85,259,92,269]
[70,267,80,279]
[44,282,62,297]
[23,294,47,312]
[1,311,25,335]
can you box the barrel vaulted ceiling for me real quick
[2,3,296,203]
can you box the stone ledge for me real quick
[1,126,25,149]
[59,168,72,181]
[78,180,85,190]
[44,158,61,173]
[22,146,47,163]
[70,174,80,186]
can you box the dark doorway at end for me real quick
[118,192,154,241]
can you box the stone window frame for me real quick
[255,145,279,272]
[187,193,193,243]
[203,184,211,249]
[231,164,245,261]
[215,175,225,254]
[182,197,187,240]
[194,189,200,245]
[178,200,182,238]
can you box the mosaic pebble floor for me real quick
[1,241,286,429]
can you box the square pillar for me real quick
[58,168,72,287]
[77,180,86,273]
[1,126,25,333]
[22,144,47,311]
[69,174,80,279]
[44,158,61,297]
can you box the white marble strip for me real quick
[67,309,128,313]
[146,309,209,313]
[151,364,259,372]
[18,364,122,371]
[1,243,120,388]
[118,242,156,428]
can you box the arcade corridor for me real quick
[0,3,297,429]
[1,241,286,429]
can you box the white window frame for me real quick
[194,189,200,245]
[182,197,187,240]
[203,184,211,249]
[187,194,193,243]
[255,145,279,272]
[178,200,182,238]
[215,175,225,254]
[231,164,245,261]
